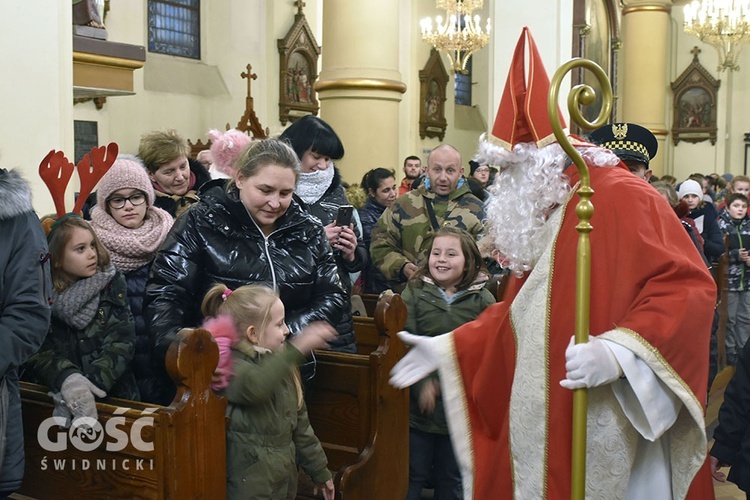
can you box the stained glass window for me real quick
[148,0,200,59]
[454,56,472,106]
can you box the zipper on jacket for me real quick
[241,203,306,294]
[264,237,278,292]
[737,224,745,291]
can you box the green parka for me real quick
[402,275,495,434]
[23,271,139,400]
[224,340,331,500]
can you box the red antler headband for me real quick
[39,143,118,235]
[39,143,118,218]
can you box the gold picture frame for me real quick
[277,3,320,125]
[671,47,720,145]
[419,49,449,141]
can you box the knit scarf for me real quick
[296,164,335,205]
[52,263,117,329]
[90,205,174,272]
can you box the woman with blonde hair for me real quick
[145,139,345,404]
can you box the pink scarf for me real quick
[90,205,174,272]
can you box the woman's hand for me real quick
[314,478,335,500]
[290,321,337,355]
[325,223,357,262]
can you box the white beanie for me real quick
[677,179,703,200]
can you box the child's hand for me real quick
[710,455,728,482]
[313,478,335,500]
[290,322,337,355]
[419,378,439,414]
[212,367,227,386]
[740,249,749,262]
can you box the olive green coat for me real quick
[224,340,331,500]
[402,275,495,434]
[23,271,139,400]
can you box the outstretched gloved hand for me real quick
[560,336,623,390]
[390,331,441,388]
[60,373,106,423]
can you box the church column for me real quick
[316,0,406,183]
[621,0,672,176]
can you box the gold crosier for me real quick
[547,59,613,500]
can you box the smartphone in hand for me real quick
[335,205,354,227]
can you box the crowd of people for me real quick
[3,34,750,499]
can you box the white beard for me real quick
[476,140,619,276]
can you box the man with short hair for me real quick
[399,155,423,195]
[371,145,484,288]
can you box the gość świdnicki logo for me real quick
[37,407,156,472]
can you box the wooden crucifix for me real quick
[240,64,257,99]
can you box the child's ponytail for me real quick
[202,283,240,391]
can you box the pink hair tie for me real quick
[222,288,233,301]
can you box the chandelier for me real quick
[420,0,491,74]
[683,0,750,72]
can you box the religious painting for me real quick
[419,49,449,141]
[278,4,320,125]
[671,48,720,145]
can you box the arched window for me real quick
[454,56,472,106]
[148,0,200,59]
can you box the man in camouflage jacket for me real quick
[370,144,485,289]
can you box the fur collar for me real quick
[0,169,33,220]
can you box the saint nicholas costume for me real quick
[423,28,717,500]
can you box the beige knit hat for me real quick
[96,154,155,212]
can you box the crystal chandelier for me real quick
[683,0,750,72]
[420,0,491,74]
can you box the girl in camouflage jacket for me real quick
[201,283,336,500]
[24,216,138,424]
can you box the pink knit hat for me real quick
[96,154,155,212]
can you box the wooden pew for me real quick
[17,328,226,500]
[298,292,409,499]
[356,293,380,317]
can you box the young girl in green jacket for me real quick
[402,226,496,500]
[201,283,336,500]
[24,216,139,425]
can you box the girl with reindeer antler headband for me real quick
[24,144,140,429]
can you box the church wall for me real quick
[403,0,573,179]
[0,1,74,216]
[669,5,750,181]
[487,0,575,143]
[74,0,323,162]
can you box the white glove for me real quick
[560,336,623,390]
[389,331,440,388]
[48,391,73,428]
[60,373,107,424]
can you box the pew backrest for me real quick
[19,328,227,500]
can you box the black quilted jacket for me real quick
[297,168,366,353]
[144,185,347,373]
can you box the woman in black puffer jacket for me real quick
[144,140,346,403]
[280,116,367,353]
